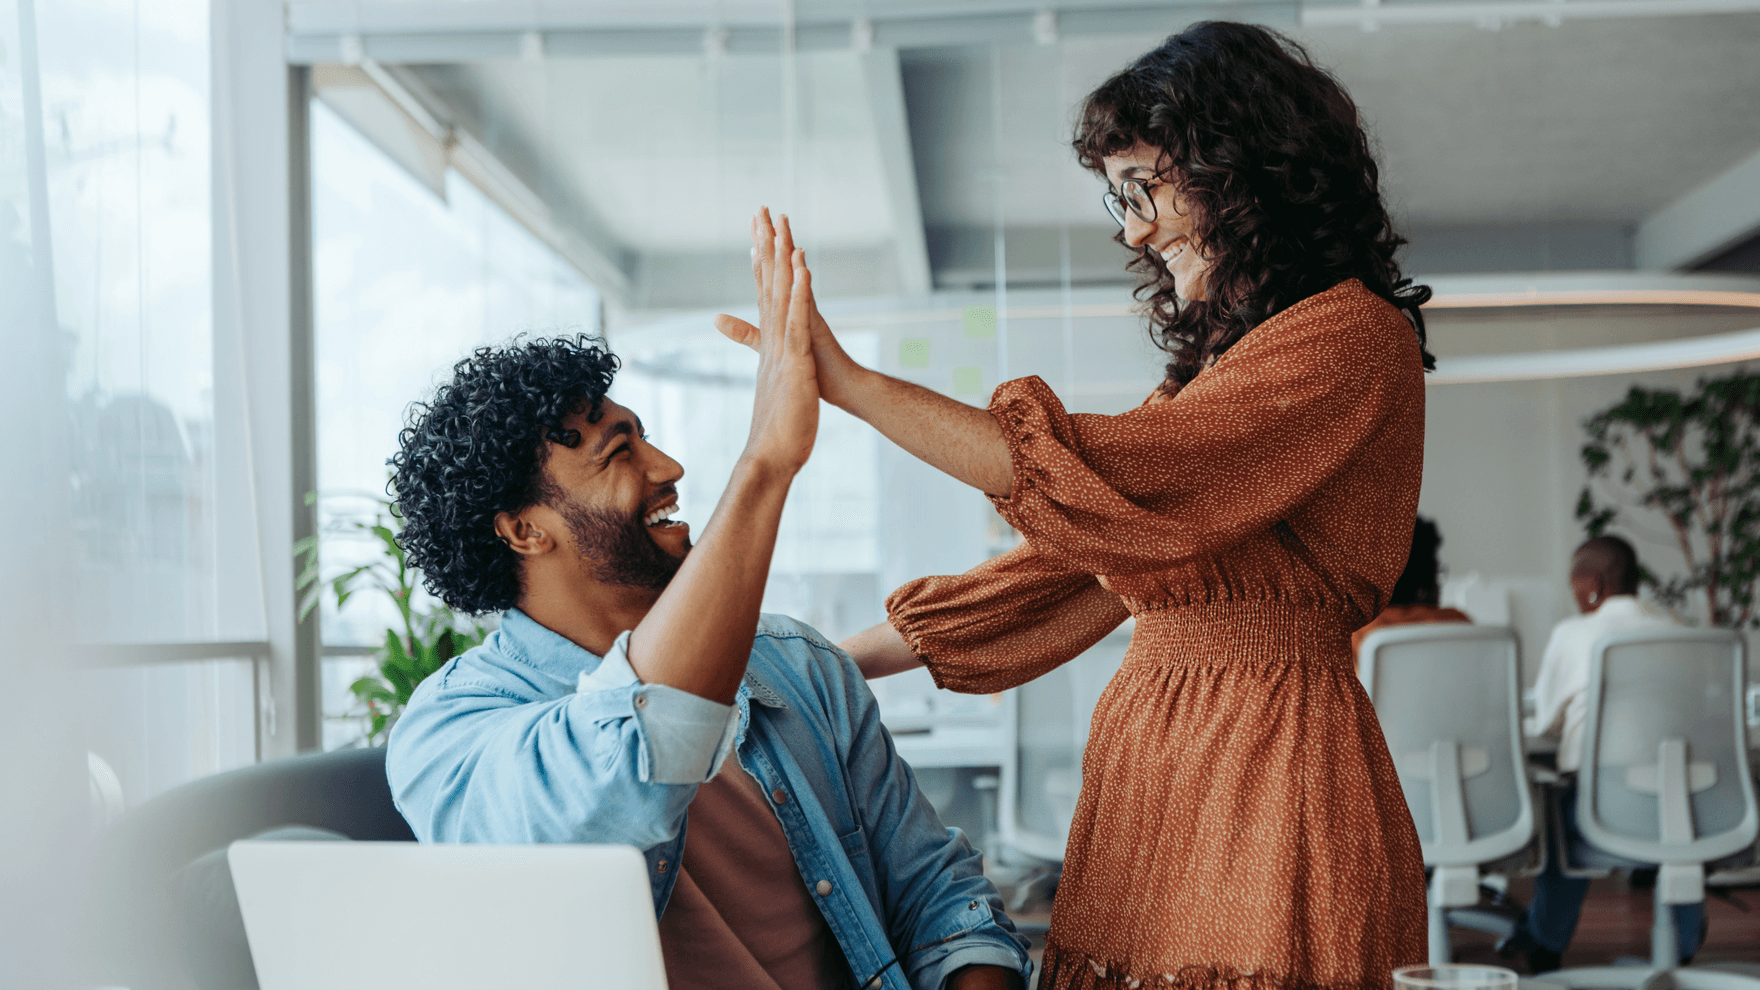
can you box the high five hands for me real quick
[716,209,862,411]
[735,210,821,478]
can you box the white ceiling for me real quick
[391,9,1760,308]
[914,12,1760,230]
[418,53,899,253]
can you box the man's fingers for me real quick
[767,215,795,329]
[784,250,813,356]
[714,314,760,349]
[754,207,777,311]
[775,214,796,270]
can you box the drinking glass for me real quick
[1394,964,1520,990]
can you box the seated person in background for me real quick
[384,326,1029,989]
[1502,534,1700,972]
[1350,516,1470,661]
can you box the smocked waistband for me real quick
[1122,601,1357,670]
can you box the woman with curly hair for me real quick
[722,21,1429,990]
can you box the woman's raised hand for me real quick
[716,208,862,408]
[737,211,819,476]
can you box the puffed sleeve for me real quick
[988,289,1422,575]
[886,541,1130,694]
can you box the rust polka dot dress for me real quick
[886,280,1428,990]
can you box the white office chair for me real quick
[1360,624,1539,965]
[1540,629,1760,990]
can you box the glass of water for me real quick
[1394,965,1520,990]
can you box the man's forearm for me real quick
[947,964,1025,990]
[624,456,795,704]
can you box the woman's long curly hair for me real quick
[1074,21,1434,391]
[390,335,620,614]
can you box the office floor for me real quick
[1004,874,1760,988]
[1451,875,1760,970]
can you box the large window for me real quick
[6,0,262,807]
[311,98,601,748]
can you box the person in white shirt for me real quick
[1502,535,1703,972]
[1530,536,1678,773]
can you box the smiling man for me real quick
[382,287,1027,989]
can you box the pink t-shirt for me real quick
[658,762,852,990]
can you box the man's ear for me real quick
[494,510,556,557]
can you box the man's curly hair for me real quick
[1074,21,1435,392]
[389,335,620,614]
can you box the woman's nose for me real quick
[1122,213,1154,248]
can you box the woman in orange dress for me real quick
[721,21,1431,990]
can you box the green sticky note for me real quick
[952,366,984,396]
[962,306,996,338]
[899,338,930,368]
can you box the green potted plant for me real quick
[1576,368,1760,628]
[296,494,488,744]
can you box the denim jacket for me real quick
[387,609,1030,990]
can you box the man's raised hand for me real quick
[716,208,863,410]
[738,211,819,476]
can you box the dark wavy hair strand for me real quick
[1074,21,1435,391]
[389,334,620,614]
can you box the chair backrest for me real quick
[1578,628,1758,866]
[83,747,416,989]
[1360,624,1534,867]
[999,624,1129,862]
[231,841,669,990]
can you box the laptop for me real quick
[229,841,669,990]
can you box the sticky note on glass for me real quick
[900,338,930,368]
[952,367,984,396]
[962,306,996,338]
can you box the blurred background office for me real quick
[5,0,1760,980]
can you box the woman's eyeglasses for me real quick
[1102,178,1158,228]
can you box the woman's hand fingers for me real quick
[715,314,760,350]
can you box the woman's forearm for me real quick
[840,620,925,680]
[822,358,1015,498]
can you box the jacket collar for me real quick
[499,608,787,707]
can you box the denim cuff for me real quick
[578,631,740,786]
[922,940,1034,990]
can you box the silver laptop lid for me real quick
[230,841,668,990]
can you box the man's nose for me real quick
[646,445,684,484]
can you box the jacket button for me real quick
[656,859,668,874]
[634,694,648,709]
[968,900,978,910]
[815,879,832,896]
[771,788,788,805]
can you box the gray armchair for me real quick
[82,747,414,990]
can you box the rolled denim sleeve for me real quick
[578,631,740,785]
[387,630,740,852]
[923,943,1039,990]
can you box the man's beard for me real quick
[556,497,689,591]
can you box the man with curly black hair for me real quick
[385,225,1029,990]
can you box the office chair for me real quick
[1540,629,1760,990]
[1359,624,1540,965]
[81,746,415,990]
